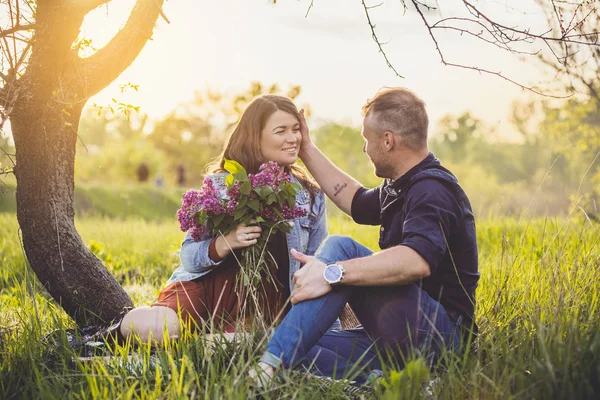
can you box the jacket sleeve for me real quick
[305,190,328,257]
[179,230,225,274]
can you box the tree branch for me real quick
[361,0,404,79]
[0,23,37,38]
[72,0,166,98]
[411,0,572,99]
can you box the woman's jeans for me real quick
[261,235,462,384]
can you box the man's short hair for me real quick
[362,87,429,150]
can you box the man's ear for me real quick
[383,131,395,150]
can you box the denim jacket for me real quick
[166,173,328,293]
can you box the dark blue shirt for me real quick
[351,153,479,324]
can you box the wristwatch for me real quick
[323,263,345,286]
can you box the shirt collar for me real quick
[383,152,437,195]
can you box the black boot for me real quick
[43,307,132,358]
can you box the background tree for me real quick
[0,0,167,325]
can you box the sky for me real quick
[82,0,564,140]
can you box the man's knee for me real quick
[322,235,353,249]
[317,235,358,261]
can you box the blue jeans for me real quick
[262,235,462,385]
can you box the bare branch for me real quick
[411,0,573,99]
[431,17,540,55]
[305,0,314,18]
[0,24,36,38]
[0,146,15,167]
[361,0,404,79]
[460,0,597,46]
[71,0,166,98]
[14,41,32,76]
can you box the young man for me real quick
[257,88,479,384]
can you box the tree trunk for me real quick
[7,0,165,326]
[11,86,133,326]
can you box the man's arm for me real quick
[340,245,430,286]
[289,246,430,304]
[298,110,363,215]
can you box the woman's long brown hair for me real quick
[207,95,319,206]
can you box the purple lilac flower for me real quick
[190,225,206,241]
[261,206,282,222]
[250,161,280,188]
[177,189,202,232]
[177,178,227,241]
[281,204,308,219]
[227,182,241,201]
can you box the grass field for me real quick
[1,204,599,398]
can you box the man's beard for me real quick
[372,158,393,179]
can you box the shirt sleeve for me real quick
[351,186,381,225]
[400,179,459,274]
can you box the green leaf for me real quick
[254,185,274,199]
[248,199,260,212]
[273,208,284,219]
[212,213,225,228]
[197,212,207,227]
[241,215,254,226]
[223,159,245,175]
[234,207,246,220]
[234,171,249,182]
[224,159,248,186]
[267,193,277,205]
[255,216,265,223]
[240,181,252,196]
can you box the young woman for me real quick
[119,95,337,342]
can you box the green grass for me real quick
[0,181,184,220]
[1,210,599,399]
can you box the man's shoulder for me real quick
[405,166,473,217]
[410,165,458,185]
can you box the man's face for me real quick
[361,115,391,178]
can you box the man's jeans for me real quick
[261,235,462,384]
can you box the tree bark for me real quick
[9,0,164,326]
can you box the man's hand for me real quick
[298,109,315,159]
[290,248,331,305]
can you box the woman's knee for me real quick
[120,306,181,343]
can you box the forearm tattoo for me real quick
[333,182,348,197]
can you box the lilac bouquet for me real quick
[177,160,308,315]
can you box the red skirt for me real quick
[153,234,290,332]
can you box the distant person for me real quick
[176,163,186,186]
[254,88,480,385]
[155,174,164,188]
[136,162,149,182]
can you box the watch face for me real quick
[324,265,341,282]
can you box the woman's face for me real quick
[259,110,301,166]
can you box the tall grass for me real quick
[1,211,599,399]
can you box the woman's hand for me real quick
[214,221,262,258]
